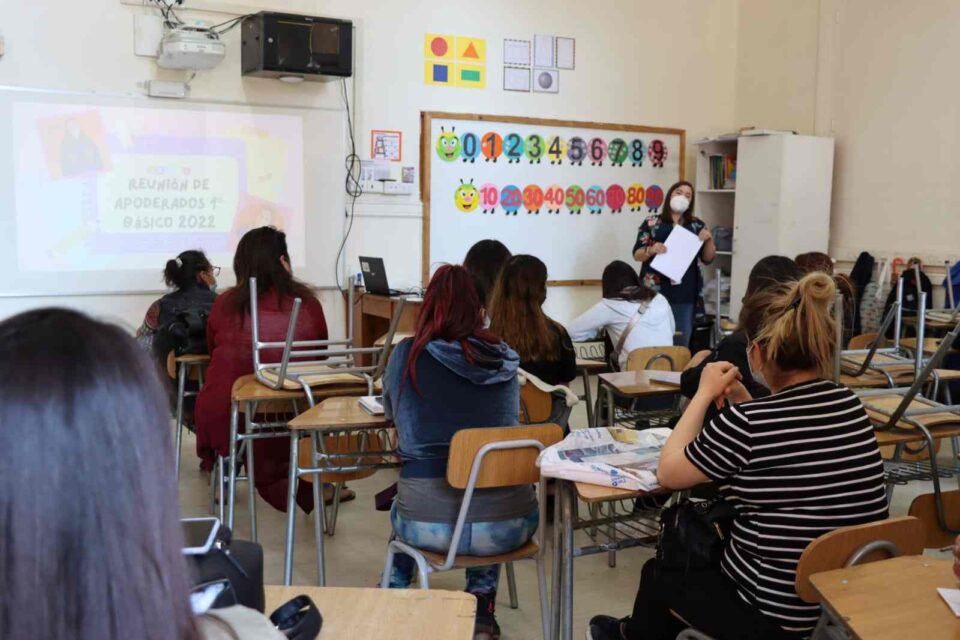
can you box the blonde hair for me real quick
[740,272,838,378]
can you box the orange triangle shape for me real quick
[463,42,479,59]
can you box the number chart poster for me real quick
[424,113,683,284]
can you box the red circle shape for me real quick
[431,37,448,57]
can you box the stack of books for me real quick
[708,155,737,190]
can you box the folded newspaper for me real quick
[537,427,670,491]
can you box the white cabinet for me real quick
[698,133,834,319]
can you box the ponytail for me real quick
[163,250,211,290]
[741,272,837,378]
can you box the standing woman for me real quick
[633,181,715,347]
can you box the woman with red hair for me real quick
[382,264,535,640]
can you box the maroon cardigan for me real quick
[194,288,328,512]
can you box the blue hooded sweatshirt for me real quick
[383,336,520,479]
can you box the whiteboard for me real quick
[423,112,684,284]
[0,86,345,296]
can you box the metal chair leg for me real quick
[505,562,519,609]
[208,456,217,515]
[175,361,187,479]
[607,501,617,568]
[283,431,300,586]
[246,404,258,542]
[227,401,240,530]
[581,369,595,428]
[216,455,225,524]
[326,482,343,536]
[311,433,326,586]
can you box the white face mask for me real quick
[670,194,690,214]
[747,342,769,390]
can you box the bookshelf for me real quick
[694,133,835,320]
[695,137,738,321]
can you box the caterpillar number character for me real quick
[454,179,479,213]
[436,127,461,162]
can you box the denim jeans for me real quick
[387,503,539,594]
[670,302,695,348]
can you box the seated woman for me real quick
[0,309,284,639]
[136,249,218,369]
[463,239,512,311]
[566,260,674,371]
[588,272,888,640]
[383,264,537,640]
[488,254,577,386]
[194,227,346,510]
[681,255,803,423]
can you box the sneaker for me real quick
[587,615,627,640]
[473,592,501,640]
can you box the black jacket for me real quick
[680,332,770,424]
[849,251,875,336]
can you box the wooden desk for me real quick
[283,397,398,587]
[288,396,388,431]
[575,481,647,503]
[349,292,422,366]
[810,556,959,640]
[264,586,475,640]
[598,370,681,397]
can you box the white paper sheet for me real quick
[938,588,960,617]
[649,225,704,283]
[503,39,531,66]
[503,66,531,92]
[556,37,575,69]
[533,34,555,67]
[644,371,682,385]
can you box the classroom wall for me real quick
[733,0,958,297]
[0,0,740,332]
[734,0,819,134]
[818,0,960,277]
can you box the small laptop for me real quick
[359,256,404,296]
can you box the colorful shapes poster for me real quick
[424,33,487,90]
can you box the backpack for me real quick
[944,261,960,310]
[153,308,210,363]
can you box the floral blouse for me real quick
[633,214,707,305]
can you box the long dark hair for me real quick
[404,265,499,394]
[463,239,511,306]
[0,309,198,640]
[164,249,212,290]
[737,255,805,335]
[489,255,560,362]
[602,260,656,302]
[224,227,315,315]
[659,180,696,225]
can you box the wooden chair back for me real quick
[519,383,554,424]
[625,346,691,373]
[848,333,881,350]
[166,351,206,381]
[446,424,563,490]
[908,490,960,549]
[794,516,924,603]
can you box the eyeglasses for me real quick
[210,266,221,276]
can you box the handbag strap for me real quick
[615,307,645,363]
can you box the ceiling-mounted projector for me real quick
[157,26,226,70]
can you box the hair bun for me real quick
[797,271,836,307]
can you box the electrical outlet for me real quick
[359,180,383,194]
[383,182,414,195]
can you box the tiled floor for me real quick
[176,392,952,639]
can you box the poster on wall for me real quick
[422,112,684,284]
[424,34,487,88]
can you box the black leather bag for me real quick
[656,497,736,571]
[187,526,265,613]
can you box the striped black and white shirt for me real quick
[684,379,888,635]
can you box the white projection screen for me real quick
[0,86,345,295]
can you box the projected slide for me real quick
[12,103,305,272]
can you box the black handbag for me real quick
[187,525,265,613]
[656,497,736,571]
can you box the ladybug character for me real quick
[645,185,664,212]
[606,185,626,214]
[648,139,668,168]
